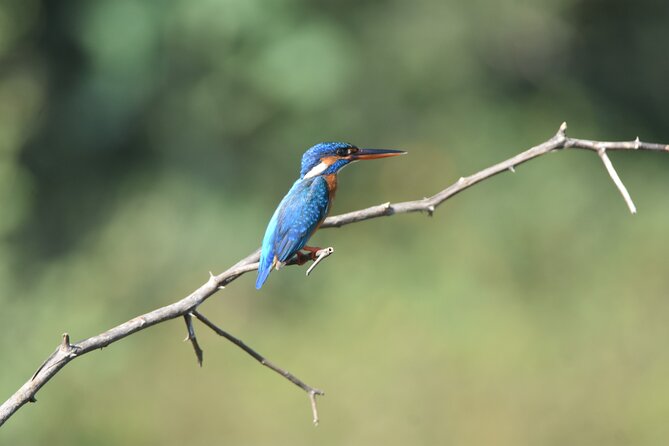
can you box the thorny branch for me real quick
[1,123,667,427]
[191,311,325,425]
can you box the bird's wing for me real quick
[274,176,330,263]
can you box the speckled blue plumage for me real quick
[256,141,404,289]
[256,143,353,289]
[256,177,332,289]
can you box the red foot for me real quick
[295,246,322,265]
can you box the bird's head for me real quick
[300,142,406,179]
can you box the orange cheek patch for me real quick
[321,156,339,165]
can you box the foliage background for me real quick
[1,0,668,444]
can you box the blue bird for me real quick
[256,142,406,289]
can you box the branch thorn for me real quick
[60,333,71,351]
[557,121,568,137]
[508,166,516,173]
[381,202,393,215]
[635,136,640,149]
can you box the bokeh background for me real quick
[2,0,669,444]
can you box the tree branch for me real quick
[183,313,204,367]
[1,122,667,427]
[191,311,324,425]
[596,147,637,214]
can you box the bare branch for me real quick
[2,123,668,427]
[183,313,204,367]
[305,247,334,276]
[597,147,637,214]
[191,311,324,425]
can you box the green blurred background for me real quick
[1,0,669,444]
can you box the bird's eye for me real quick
[336,147,348,157]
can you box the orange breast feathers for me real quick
[324,173,338,200]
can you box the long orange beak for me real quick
[350,148,407,160]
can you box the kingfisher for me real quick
[256,142,406,289]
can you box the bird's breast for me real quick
[324,174,337,201]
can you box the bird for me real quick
[256,142,406,289]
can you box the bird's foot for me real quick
[295,246,322,265]
[287,246,334,275]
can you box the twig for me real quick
[2,122,668,427]
[597,147,637,214]
[191,311,324,425]
[305,248,334,277]
[183,313,204,367]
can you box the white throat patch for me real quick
[303,161,329,179]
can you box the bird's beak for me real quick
[349,148,407,160]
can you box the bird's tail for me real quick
[255,253,275,289]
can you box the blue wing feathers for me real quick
[255,192,284,289]
[256,177,330,289]
[255,256,274,289]
[274,177,330,262]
